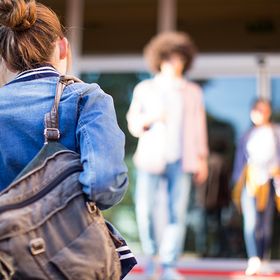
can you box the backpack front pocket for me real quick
[50,221,121,280]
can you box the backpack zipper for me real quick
[0,164,83,214]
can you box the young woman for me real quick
[232,99,280,276]
[0,2,129,277]
[0,0,128,208]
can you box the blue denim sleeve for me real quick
[77,84,128,210]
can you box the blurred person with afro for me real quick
[127,31,208,280]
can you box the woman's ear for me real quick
[0,59,16,86]
[58,37,69,60]
[53,37,71,75]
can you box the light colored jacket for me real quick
[232,124,280,211]
[127,76,208,173]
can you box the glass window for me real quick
[271,77,280,114]
[79,70,280,259]
[200,77,257,142]
[81,74,257,148]
[80,73,258,253]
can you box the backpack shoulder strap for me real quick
[44,75,83,143]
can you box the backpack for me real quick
[0,76,136,280]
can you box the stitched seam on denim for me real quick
[79,83,100,97]
[76,86,108,199]
[80,125,96,198]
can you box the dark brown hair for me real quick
[251,97,272,110]
[143,31,197,73]
[0,0,64,72]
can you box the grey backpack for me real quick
[0,76,135,279]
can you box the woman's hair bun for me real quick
[0,0,37,31]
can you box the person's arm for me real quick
[126,84,147,137]
[127,81,164,137]
[231,134,248,211]
[232,134,247,184]
[77,84,128,210]
[194,86,209,184]
[194,155,208,185]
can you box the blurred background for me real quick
[40,0,280,260]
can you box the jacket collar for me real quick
[6,65,60,86]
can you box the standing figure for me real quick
[127,31,208,280]
[232,98,280,276]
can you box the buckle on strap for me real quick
[44,128,60,141]
[29,238,46,255]
[86,201,97,214]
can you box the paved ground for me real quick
[125,256,280,280]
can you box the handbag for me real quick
[133,122,167,174]
[0,76,136,279]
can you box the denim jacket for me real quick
[0,66,128,210]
